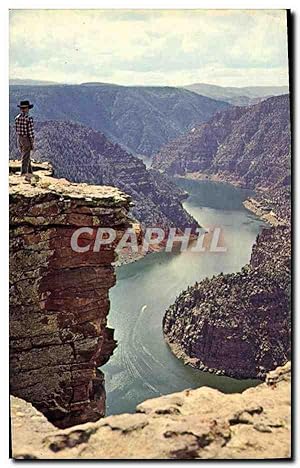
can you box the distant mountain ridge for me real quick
[183,83,289,106]
[9,84,229,157]
[9,78,59,86]
[9,120,198,232]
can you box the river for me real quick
[102,178,267,416]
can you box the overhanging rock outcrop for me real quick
[9,161,132,428]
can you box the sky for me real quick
[9,9,289,87]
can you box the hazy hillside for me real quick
[9,84,229,157]
[9,120,198,231]
[183,83,289,106]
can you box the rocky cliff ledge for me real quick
[10,363,291,459]
[9,161,131,428]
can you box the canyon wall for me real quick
[9,161,131,428]
[152,94,290,190]
[152,95,291,225]
[163,225,291,379]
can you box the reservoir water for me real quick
[102,178,267,416]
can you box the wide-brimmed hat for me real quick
[17,100,34,109]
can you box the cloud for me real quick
[9,9,289,86]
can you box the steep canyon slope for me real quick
[153,94,291,223]
[153,95,290,188]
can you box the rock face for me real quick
[163,225,291,380]
[10,363,291,459]
[9,161,131,428]
[9,121,198,232]
[9,83,229,157]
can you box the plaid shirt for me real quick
[15,113,35,140]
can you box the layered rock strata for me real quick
[10,363,291,459]
[9,161,131,428]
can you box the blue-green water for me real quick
[102,179,267,415]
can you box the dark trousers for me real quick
[18,135,33,175]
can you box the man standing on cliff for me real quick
[15,100,35,179]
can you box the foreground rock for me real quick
[9,162,131,428]
[10,363,291,460]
